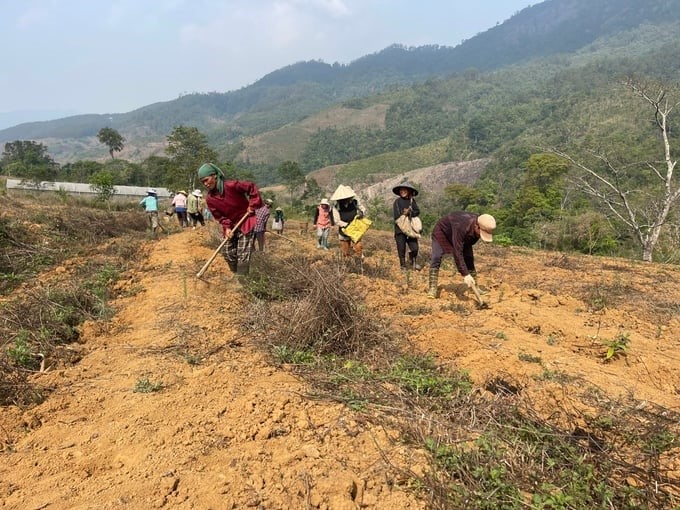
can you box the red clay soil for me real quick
[1,222,678,509]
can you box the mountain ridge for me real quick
[2,0,678,167]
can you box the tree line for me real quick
[2,73,678,263]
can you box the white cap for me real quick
[477,214,496,242]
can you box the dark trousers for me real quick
[395,232,419,268]
[255,231,266,252]
[189,212,204,227]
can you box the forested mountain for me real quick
[1,0,678,157]
[2,0,680,262]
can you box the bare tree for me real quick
[551,78,679,262]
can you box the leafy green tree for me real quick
[277,160,305,204]
[165,126,217,191]
[97,127,125,159]
[59,160,103,183]
[301,177,323,202]
[444,183,484,210]
[89,171,116,205]
[504,153,570,245]
[142,155,175,187]
[101,159,145,186]
[1,140,58,186]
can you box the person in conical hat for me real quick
[171,190,189,228]
[187,189,206,229]
[427,212,496,299]
[329,184,356,201]
[313,198,334,250]
[330,184,366,260]
[139,187,166,236]
[197,162,264,275]
[392,181,422,272]
[271,206,285,234]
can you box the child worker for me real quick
[313,198,334,249]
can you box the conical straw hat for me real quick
[330,184,356,201]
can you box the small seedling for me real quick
[6,334,33,367]
[604,332,629,362]
[518,351,542,364]
[133,377,164,393]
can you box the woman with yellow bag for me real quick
[330,185,368,261]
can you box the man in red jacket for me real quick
[428,211,496,298]
[198,163,264,275]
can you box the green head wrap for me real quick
[197,163,225,194]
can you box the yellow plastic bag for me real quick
[343,217,372,243]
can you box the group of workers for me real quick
[145,162,497,298]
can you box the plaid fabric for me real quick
[221,231,255,272]
[254,206,270,232]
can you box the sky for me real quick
[0,0,533,123]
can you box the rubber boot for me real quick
[400,266,410,290]
[409,252,421,271]
[427,268,439,298]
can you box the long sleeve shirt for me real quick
[171,194,188,209]
[140,196,158,212]
[332,198,366,228]
[254,205,271,232]
[205,180,263,235]
[187,195,202,214]
[431,212,481,276]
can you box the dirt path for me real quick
[1,224,679,509]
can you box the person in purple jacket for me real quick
[428,212,496,298]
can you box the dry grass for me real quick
[245,252,395,358]
[0,195,146,405]
[239,248,680,510]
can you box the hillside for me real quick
[0,195,678,508]
[1,0,679,171]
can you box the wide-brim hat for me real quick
[192,189,202,197]
[178,190,187,196]
[478,214,496,242]
[275,207,282,211]
[319,198,330,206]
[264,198,273,205]
[392,181,418,196]
[147,188,157,195]
[330,184,356,201]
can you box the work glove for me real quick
[356,210,364,219]
[463,274,476,289]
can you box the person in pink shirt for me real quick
[171,190,189,228]
[312,198,334,249]
[197,163,264,275]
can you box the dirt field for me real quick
[1,221,678,509]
